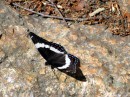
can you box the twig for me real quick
[12,3,100,22]
[115,0,126,36]
[47,0,68,27]
[89,8,105,17]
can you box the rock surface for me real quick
[0,0,130,97]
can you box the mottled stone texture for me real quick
[0,0,130,97]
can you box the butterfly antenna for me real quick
[26,29,31,38]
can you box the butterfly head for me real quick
[28,32,48,44]
[28,32,35,38]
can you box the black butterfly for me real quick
[29,32,86,81]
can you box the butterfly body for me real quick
[29,32,86,81]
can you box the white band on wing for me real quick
[35,43,64,54]
[57,54,71,69]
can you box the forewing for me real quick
[29,32,55,61]
[50,42,67,54]
[29,32,49,44]
[29,32,66,66]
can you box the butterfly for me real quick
[29,32,86,81]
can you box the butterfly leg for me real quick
[45,62,50,65]
[51,66,55,69]
[45,62,55,70]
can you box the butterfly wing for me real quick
[66,54,80,73]
[51,53,80,73]
[46,53,66,68]
[57,54,86,81]
[59,67,86,81]
[46,53,86,81]
[50,42,67,54]
[56,54,78,73]
[29,32,66,67]
[29,32,49,45]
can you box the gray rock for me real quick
[0,0,129,97]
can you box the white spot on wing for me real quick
[35,43,64,54]
[50,46,64,54]
[30,36,33,38]
[58,54,71,69]
[35,43,46,48]
[45,44,50,48]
